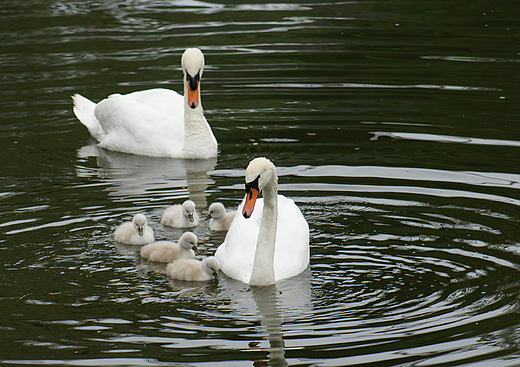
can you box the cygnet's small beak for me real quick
[137,226,144,236]
[192,245,199,254]
[188,213,195,222]
[205,213,212,221]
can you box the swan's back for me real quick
[215,195,309,283]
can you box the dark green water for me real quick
[1,0,520,366]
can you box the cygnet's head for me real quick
[132,214,148,236]
[207,202,226,220]
[182,200,197,222]
[179,231,198,252]
[202,257,220,278]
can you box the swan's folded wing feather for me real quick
[274,196,310,280]
[215,198,262,283]
[94,92,185,157]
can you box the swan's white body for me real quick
[207,202,237,231]
[140,232,197,263]
[166,257,220,281]
[72,48,217,158]
[114,214,154,245]
[215,158,309,286]
[161,200,200,228]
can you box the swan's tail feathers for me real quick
[72,94,104,141]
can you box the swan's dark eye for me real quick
[186,71,200,90]
[245,175,260,194]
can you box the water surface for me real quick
[1,0,520,366]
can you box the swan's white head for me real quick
[133,214,148,236]
[182,200,197,223]
[207,202,226,220]
[181,48,205,109]
[202,256,220,278]
[243,157,277,218]
[179,231,198,252]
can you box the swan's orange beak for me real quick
[242,187,259,219]
[186,72,200,109]
[187,85,199,109]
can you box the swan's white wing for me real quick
[94,89,185,157]
[215,195,309,283]
[273,195,310,281]
[215,197,262,283]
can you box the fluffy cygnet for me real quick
[206,202,237,231]
[140,232,198,263]
[166,257,220,281]
[114,214,154,245]
[161,200,200,228]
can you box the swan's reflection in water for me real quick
[228,271,312,366]
[137,254,311,365]
[76,141,217,208]
[168,269,312,366]
[253,286,288,367]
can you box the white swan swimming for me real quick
[140,231,197,263]
[166,257,220,281]
[72,48,218,158]
[206,202,237,231]
[161,199,200,228]
[114,214,154,245]
[214,157,309,286]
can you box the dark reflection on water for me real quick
[77,142,217,208]
[1,0,520,366]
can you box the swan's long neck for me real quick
[250,174,278,286]
[182,82,216,159]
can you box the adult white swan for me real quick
[72,48,218,158]
[215,157,309,286]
